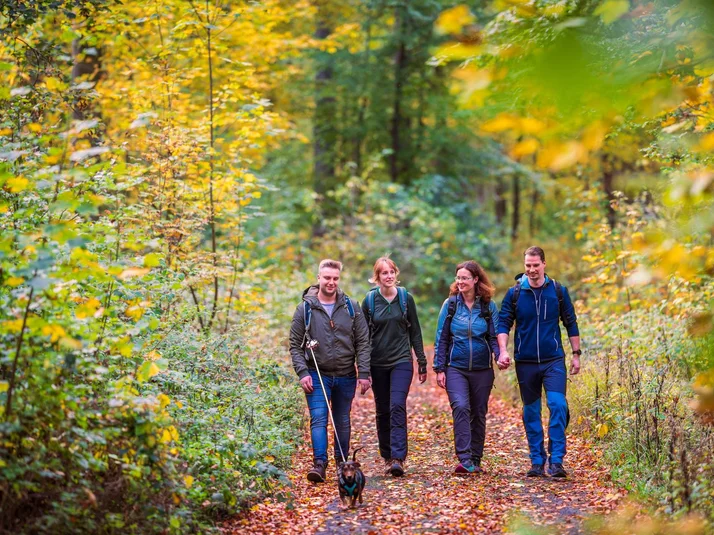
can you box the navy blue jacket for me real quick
[497,275,579,363]
[434,295,500,372]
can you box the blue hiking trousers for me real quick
[515,358,569,466]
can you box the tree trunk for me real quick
[71,39,103,145]
[390,3,408,183]
[495,176,507,227]
[603,163,616,229]
[313,10,336,238]
[529,186,539,237]
[511,175,520,242]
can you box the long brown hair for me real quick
[448,260,496,302]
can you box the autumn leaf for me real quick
[435,5,475,36]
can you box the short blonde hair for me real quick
[318,259,343,272]
[369,256,400,285]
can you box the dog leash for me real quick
[307,344,347,464]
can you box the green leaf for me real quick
[594,0,630,24]
[137,360,161,383]
[143,253,161,267]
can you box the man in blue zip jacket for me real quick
[496,246,581,478]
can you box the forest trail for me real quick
[223,352,628,534]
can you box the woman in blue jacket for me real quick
[434,260,499,474]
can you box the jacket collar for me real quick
[518,274,551,290]
[302,284,346,306]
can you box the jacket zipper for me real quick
[468,303,474,371]
[531,289,540,363]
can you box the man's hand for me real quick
[358,378,371,395]
[497,350,511,370]
[436,371,446,389]
[300,375,314,393]
[570,355,581,375]
[418,372,427,384]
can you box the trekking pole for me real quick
[307,342,347,464]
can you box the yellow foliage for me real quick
[510,138,539,159]
[5,276,23,287]
[4,176,29,193]
[435,5,476,36]
[157,393,171,409]
[594,0,630,24]
[41,324,66,343]
[75,298,102,319]
[536,141,587,171]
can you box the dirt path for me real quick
[223,359,627,534]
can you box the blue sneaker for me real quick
[454,460,477,475]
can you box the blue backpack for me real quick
[364,286,409,332]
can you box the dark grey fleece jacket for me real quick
[289,285,371,380]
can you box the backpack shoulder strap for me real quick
[511,282,521,309]
[344,295,355,319]
[366,288,377,319]
[397,287,408,317]
[397,286,410,328]
[446,295,457,319]
[479,297,491,322]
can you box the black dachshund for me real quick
[338,447,366,508]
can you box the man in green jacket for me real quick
[289,259,371,482]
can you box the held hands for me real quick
[358,378,372,395]
[299,375,314,393]
[497,350,511,370]
[436,371,446,390]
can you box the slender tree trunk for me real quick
[5,287,33,419]
[511,175,520,242]
[206,9,219,331]
[71,39,103,145]
[353,21,372,175]
[313,1,336,237]
[390,3,408,183]
[602,158,616,229]
[529,187,539,236]
[495,176,507,227]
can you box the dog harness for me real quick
[339,474,362,496]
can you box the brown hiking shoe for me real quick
[307,460,326,483]
[390,458,405,477]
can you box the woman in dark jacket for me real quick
[362,256,427,477]
[434,260,499,474]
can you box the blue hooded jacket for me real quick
[497,275,579,363]
[433,295,500,372]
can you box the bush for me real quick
[0,326,304,534]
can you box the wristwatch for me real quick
[572,349,582,356]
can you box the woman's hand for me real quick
[436,371,446,389]
[418,372,427,384]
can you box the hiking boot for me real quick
[384,458,393,475]
[549,463,567,478]
[471,460,484,474]
[307,460,326,483]
[454,460,478,475]
[526,463,545,477]
[390,458,405,477]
